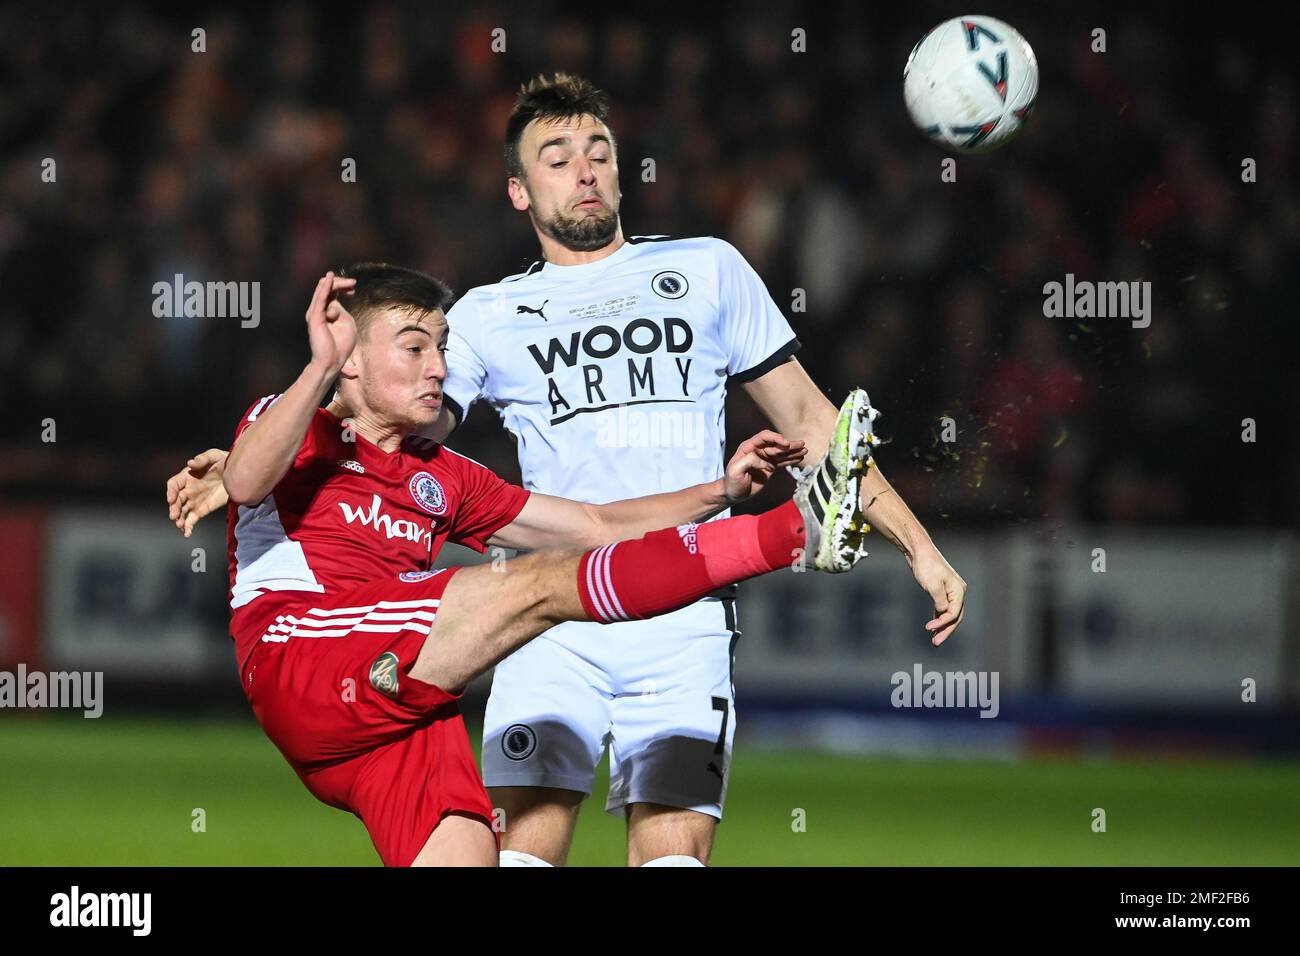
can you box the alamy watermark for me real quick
[890,664,999,718]
[50,886,150,936]
[152,274,260,327]
[0,665,103,718]
[595,405,709,459]
[1043,273,1150,328]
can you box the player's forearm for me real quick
[584,479,730,546]
[858,464,938,565]
[224,363,335,504]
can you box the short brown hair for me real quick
[334,262,453,339]
[504,73,613,180]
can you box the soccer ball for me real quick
[903,15,1039,153]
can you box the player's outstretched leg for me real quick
[411,390,878,693]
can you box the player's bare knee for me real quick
[508,548,587,627]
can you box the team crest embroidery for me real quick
[369,652,400,698]
[399,570,439,583]
[408,471,448,516]
[652,270,688,299]
[502,724,537,761]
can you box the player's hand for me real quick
[306,272,358,375]
[166,449,231,538]
[911,546,967,646]
[724,430,806,504]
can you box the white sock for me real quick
[499,849,554,867]
[640,855,705,867]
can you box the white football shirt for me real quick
[443,236,800,504]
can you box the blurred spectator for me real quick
[0,0,1293,527]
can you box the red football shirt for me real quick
[225,396,530,664]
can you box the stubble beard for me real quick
[535,202,620,252]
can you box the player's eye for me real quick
[406,346,422,354]
[591,156,609,164]
[550,160,567,169]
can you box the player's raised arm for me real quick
[486,429,806,552]
[224,273,357,504]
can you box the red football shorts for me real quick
[231,567,496,866]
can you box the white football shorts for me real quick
[481,594,740,818]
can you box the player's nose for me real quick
[426,350,446,382]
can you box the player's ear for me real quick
[507,176,530,212]
[339,346,361,381]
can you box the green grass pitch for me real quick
[2,716,1297,866]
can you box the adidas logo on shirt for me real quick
[676,522,699,554]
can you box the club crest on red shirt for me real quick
[399,570,439,582]
[408,471,448,516]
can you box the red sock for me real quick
[577,499,805,623]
